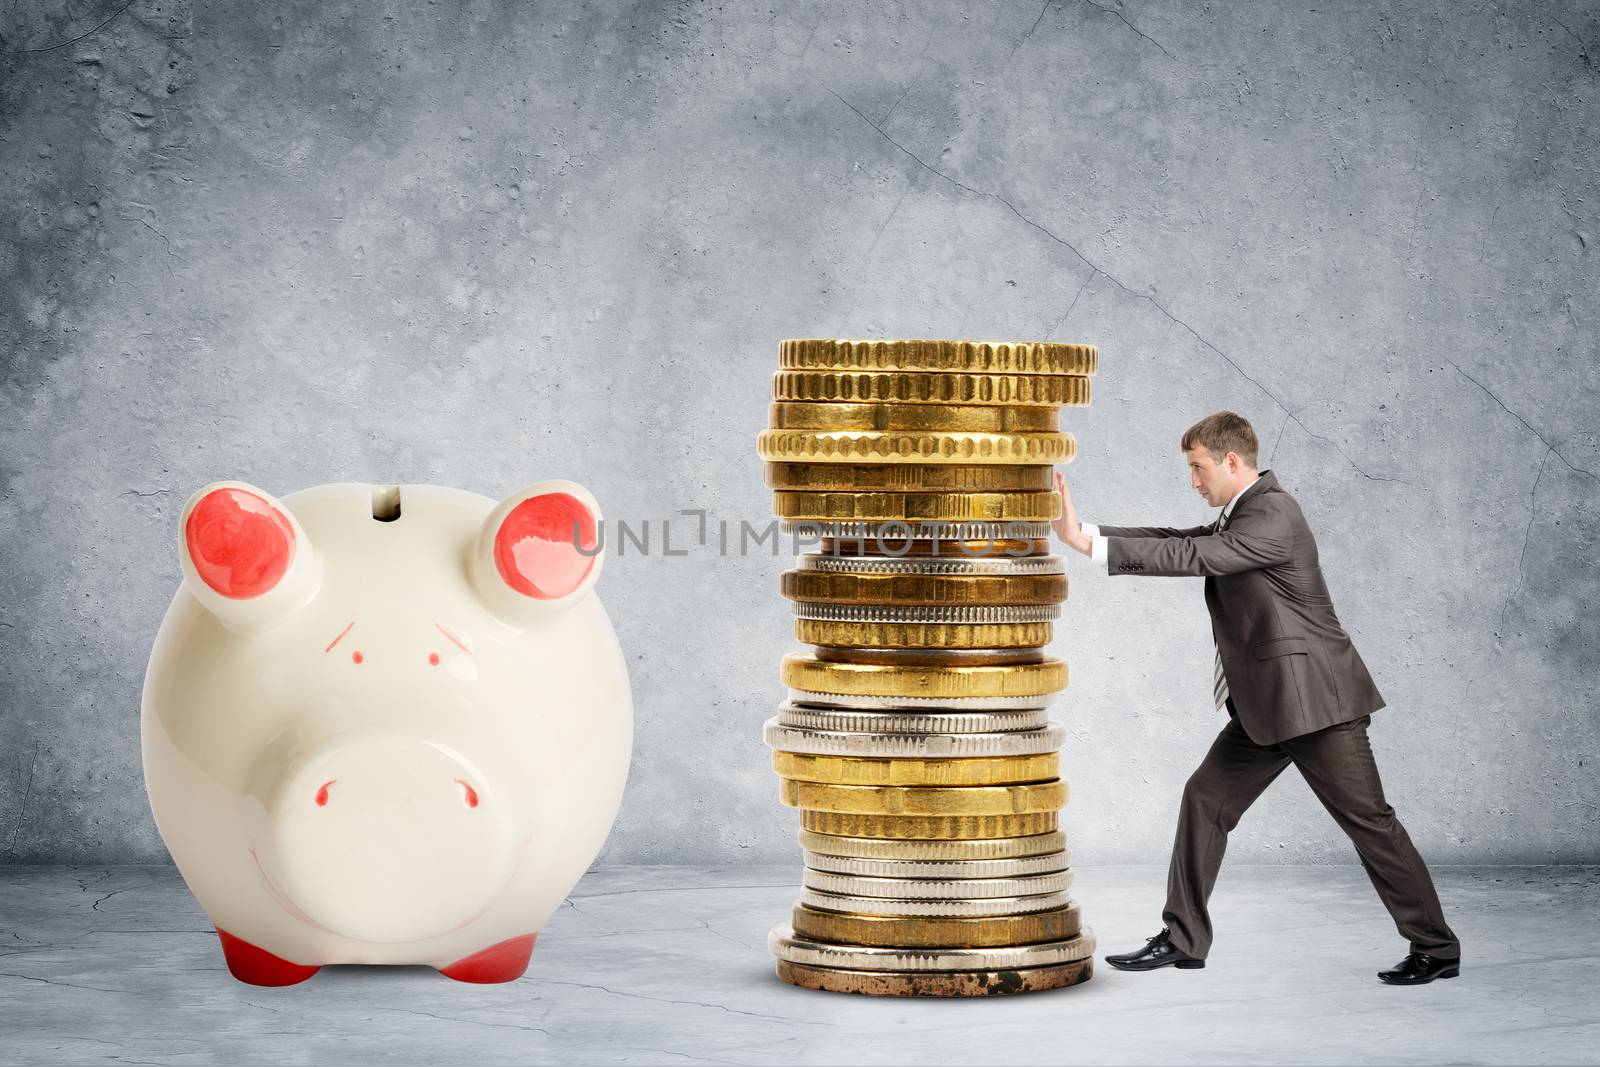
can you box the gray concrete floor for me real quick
[0,864,1595,1065]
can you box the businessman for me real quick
[1052,411,1460,985]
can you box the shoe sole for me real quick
[1378,967,1459,985]
[1104,957,1206,972]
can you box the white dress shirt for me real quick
[1080,473,1261,569]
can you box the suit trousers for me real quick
[1162,701,1460,960]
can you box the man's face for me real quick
[1186,446,1234,507]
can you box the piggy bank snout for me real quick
[257,735,516,945]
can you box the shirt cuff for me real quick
[1079,522,1099,538]
[1091,534,1108,569]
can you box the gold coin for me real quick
[781,779,1068,816]
[769,401,1058,433]
[772,490,1061,524]
[790,901,1082,948]
[778,338,1099,376]
[773,752,1059,787]
[795,618,1052,649]
[757,428,1075,466]
[782,569,1067,606]
[772,370,1091,407]
[809,646,1046,666]
[774,957,1093,996]
[765,463,1055,492]
[781,654,1067,697]
[800,809,1059,839]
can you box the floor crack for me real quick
[529,978,833,1025]
[1007,0,1054,61]
[375,1006,550,1035]
[1,0,136,54]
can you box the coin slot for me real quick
[371,485,402,522]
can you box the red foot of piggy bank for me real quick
[215,929,538,986]
[439,933,538,983]
[217,928,321,986]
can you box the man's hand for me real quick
[1051,470,1093,556]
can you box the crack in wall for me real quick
[1500,445,1552,636]
[1079,0,1174,60]
[827,86,1405,484]
[834,179,917,335]
[1269,412,1291,465]
[4,742,40,857]
[1551,16,1593,71]
[1445,360,1597,483]
[1046,267,1098,338]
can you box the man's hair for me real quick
[1181,411,1259,468]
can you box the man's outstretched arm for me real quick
[1106,503,1294,577]
[1090,521,1216,539]
[1053,471,1214,572]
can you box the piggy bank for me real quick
[140,479,632,986]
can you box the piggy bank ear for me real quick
[179,481,321,632]
[470,480,604,625]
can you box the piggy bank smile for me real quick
[140,479,633,986]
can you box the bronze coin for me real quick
[765,463,1056,493]
[819,537,1051,558]
[774,957,1093,997]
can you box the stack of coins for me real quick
[756,338,1098,997]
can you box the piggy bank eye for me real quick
[492,491,597,600]
[184,487,296,599]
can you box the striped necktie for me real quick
[1212,508,1231,712]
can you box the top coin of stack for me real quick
[756,338,1100,998]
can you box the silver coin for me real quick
[789,687,1060,712]
[791,601,1060,624]
[796,553,1067,576]
[781,520,1053,542]
[777,703,1050,735]
[769,925,1097,972]
[764,719,1065,758]
[797,830,1068,861]
[803,850,1072,879]
[803,869,1074,900]
[799,887,1074,917]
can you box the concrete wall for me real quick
[3,0,1596,866]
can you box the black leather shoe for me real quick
[1104,928,1205,972]
[1378,952,1460,985]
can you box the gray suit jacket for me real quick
[1099,469,1384,745]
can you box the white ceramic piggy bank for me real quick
[140,479,632,986]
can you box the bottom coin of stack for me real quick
[763,646,1093,996]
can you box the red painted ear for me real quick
[184,487,297,599]
[492,491,598,600]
